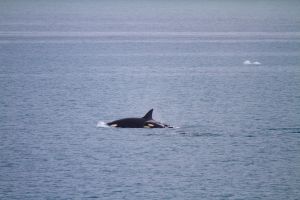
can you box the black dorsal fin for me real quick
[142,109,153,120]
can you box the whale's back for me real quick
[107,118,146,128]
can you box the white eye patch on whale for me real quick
[106,109,173,128]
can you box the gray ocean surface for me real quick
[1,1,300,199]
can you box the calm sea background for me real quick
[1,0,300,199]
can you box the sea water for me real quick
[0,1,300,199]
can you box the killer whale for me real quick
[107,109,172,128]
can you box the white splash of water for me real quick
[96,121,109,128]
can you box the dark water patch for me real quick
[0,162,14,168]
[268,127,300,131]
[267,127,300,134]
[142,128,222,137]
[245,134,256,137]
[175,130,188,135]
[192,132,221,137]
[85,196,99,199]
[145,132,161,137]
[175,129,221,137]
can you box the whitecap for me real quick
[243,60,252,65]
[243,60,261,65]
[252,61,261,65]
